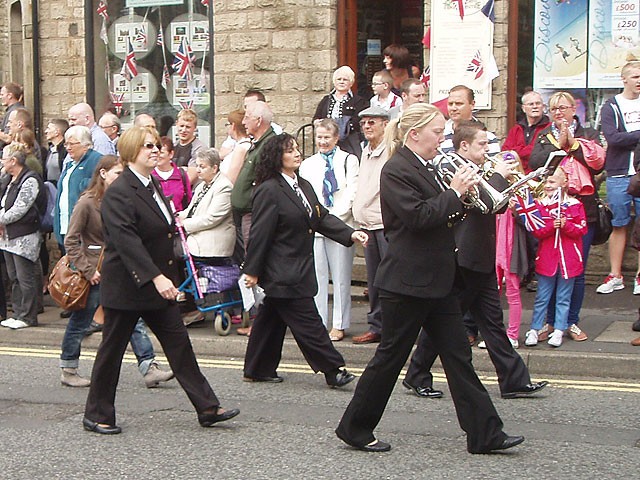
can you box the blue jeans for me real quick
[60,284,100,368]
[531,272,575,333]
[130,319,156,375]
[546,222,594,326]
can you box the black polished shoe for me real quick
[402,380,444,399]
[243,375,284,383]
[325,368,356,388]
[501,380,549,399]
[490,435,525,452]
[336,430,391,452]
[198,408,240,427]
[82,417,122,435]
[84,321,103,336]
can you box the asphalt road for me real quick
[1,347,638,479]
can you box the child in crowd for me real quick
[525,167,586,348]
[369,70,402,111]
[495,154,530,349]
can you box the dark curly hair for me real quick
[255,133,297,185]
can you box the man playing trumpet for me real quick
[402,120,549,400]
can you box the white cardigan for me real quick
[299,147,359,228]
[179,172,235,258]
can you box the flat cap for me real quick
[358,106,390,119]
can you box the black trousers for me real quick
[336,291,506,453]
[405,267,531,395]
[243,296,345,378]
[84,304,219,425]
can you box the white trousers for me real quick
[313,236,355,330]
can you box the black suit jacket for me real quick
[455,171,509,274]
[374,146,465,299]
[100,167,179,310]
[243,174,354,298]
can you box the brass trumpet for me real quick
[434,148,507,214]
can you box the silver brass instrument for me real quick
[490,166,549,212]
[434,147,507,214]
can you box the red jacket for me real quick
[502,116,550,173]
[532,196,586,279]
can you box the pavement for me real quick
[2,283,640,381]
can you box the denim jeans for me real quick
[546,222,594,326]
[531,272,575,333]
[130,319,156,375]
[60,284,100,368]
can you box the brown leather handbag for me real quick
[48,252,103,311]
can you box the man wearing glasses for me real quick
[351,107,390,344]
[98,112,121,151]
[502,91,550,174]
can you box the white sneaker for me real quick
[524,329,538,347]
[477,340,487,349]
[8,319,31,330]
[0,318,17,328]
[596,274,624,294]
[548,329,564,347]
[509,337,519,349]
[634,276,640,295]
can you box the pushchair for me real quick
[172,201,248,336]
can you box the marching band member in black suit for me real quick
[336,104,524,454]
[403,120,549,400]
[242,133,368,387]
[83,127,239,434]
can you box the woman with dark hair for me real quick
[83,126,238,434]
[151,136,192,212]
[0,148,43,329]
[242,133,368,387]
[382,44,419,93]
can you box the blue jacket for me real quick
[601,96,640,176]
[53,148,102,245]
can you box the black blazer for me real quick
[455,171,509,274]
[100,167,179,310]
[243,174,354,299]
[374,146,465,299]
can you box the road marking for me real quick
[2,346,639,393]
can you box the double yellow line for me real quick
[3,346,640,393]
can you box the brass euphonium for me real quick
[434,148,507,214]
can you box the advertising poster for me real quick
[169,21,209,53]
[430,0,498,109]
[533,0,588,90]
[113,22,153,54]
[113,72,153,104]
[588,0,640,88]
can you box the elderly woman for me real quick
[529,91,604,343]
[53,125,102,250]
[151,136,192,212]
[83,126,238,434]
[299,118,359,341]
[178,148,235,262]
[0,148,44,329]
[313,66,369,157]
[242,133,367,387]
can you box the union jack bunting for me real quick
[156,28,165,48]
[179,100,194,110]
[172,37,194,81]
[120,37,138,81]
[514,188,546,233]
[110,92,125,117]
[135,24,147,48]
[201,0,210,5]
[97,0,109,21]
[466,50,484,80]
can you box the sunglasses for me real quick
[143,142,162,150]
[359,119,380,127]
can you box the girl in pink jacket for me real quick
[525,168,587,348]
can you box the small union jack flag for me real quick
[120,37,138,81]
[172,37,194,81]
[466,50,484,80]
[420,65,430,88]
[179,100,194,110]
[110,92,125,117]
[97,0,109,22]
[135,24,147,48]
[201,0,210,5]
[514,188,546,232]
[156,28,165,48]
[161,64,171,90]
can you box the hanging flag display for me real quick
[120,37,138,81]
[172,37,195,80]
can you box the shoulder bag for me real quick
[592,197,613,246]
[48,251,104,311]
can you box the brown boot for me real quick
[631,336,640,346]
[61,368,91,387]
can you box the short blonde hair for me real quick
[548,91,576,109]
[332,66,355,84]
[177,108,198,125]
[117,126,160,165]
